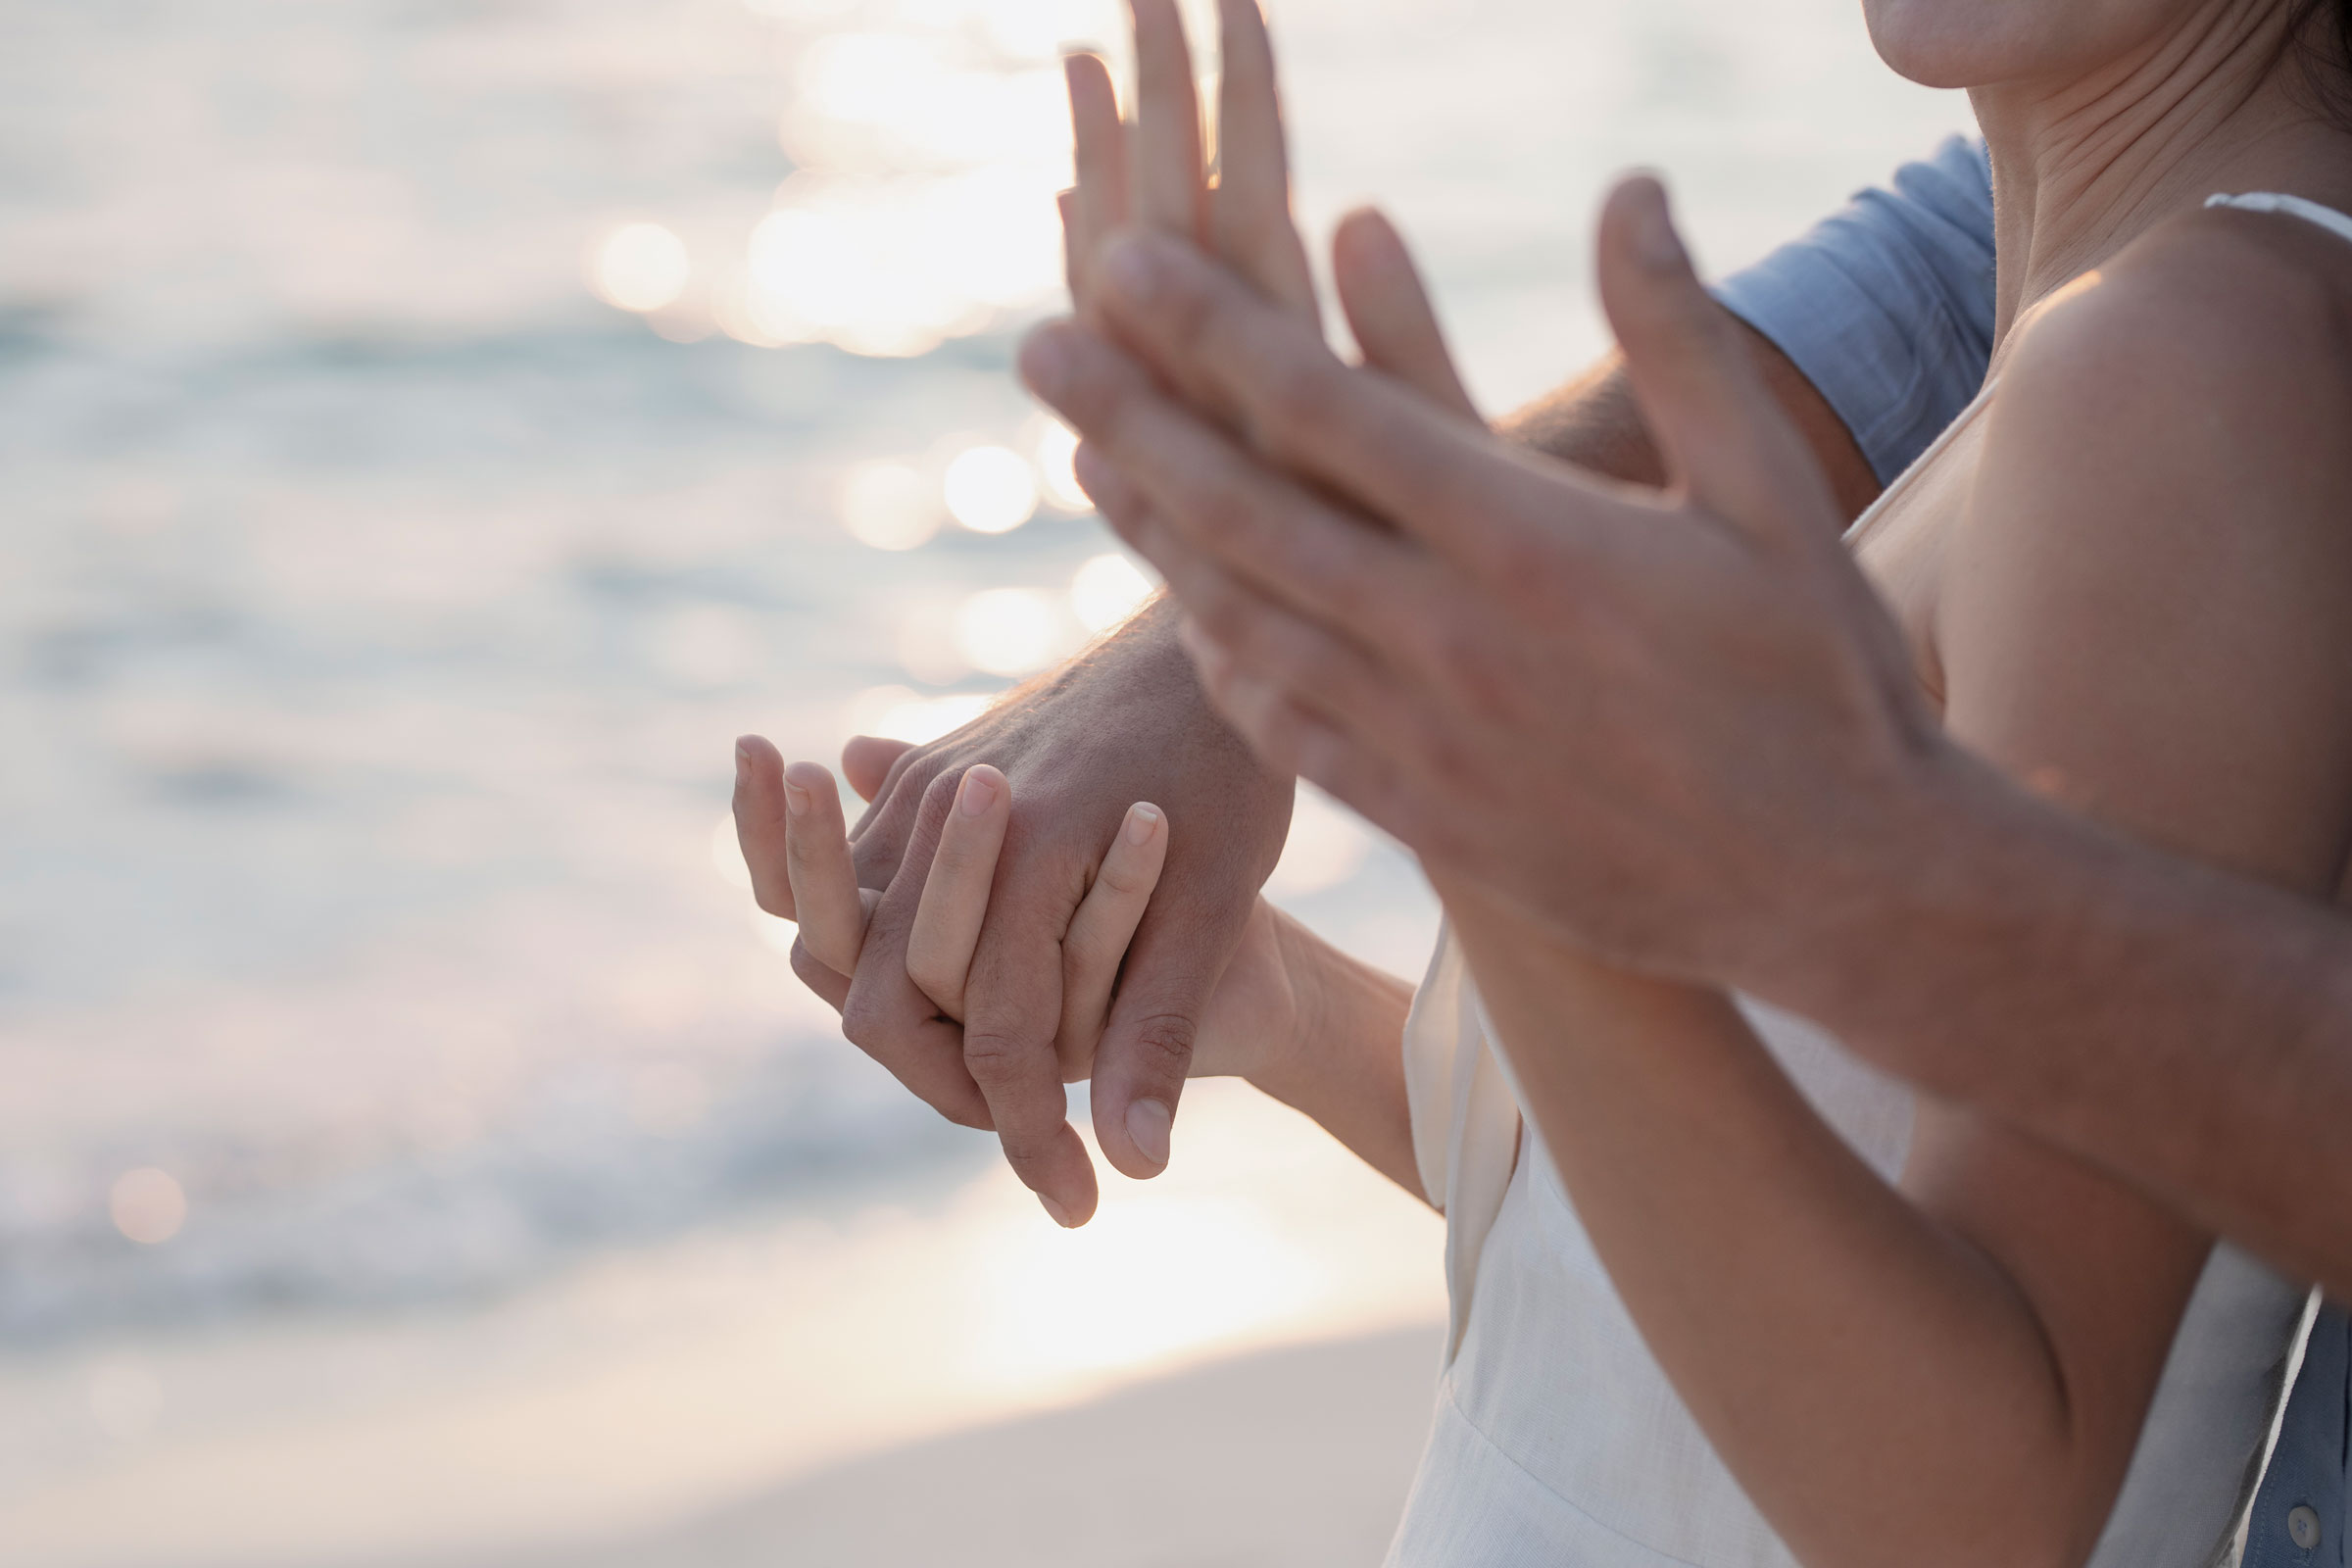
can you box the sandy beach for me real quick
[2,1,1976,1560]
[471,1325,1443,1568]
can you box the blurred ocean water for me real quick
[0,0,1972,1557]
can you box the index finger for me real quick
[783,762,870,977]
[1210,0,1316,318]
[1128,0,1206,240]
[1092,234,1538,574]
[1065,50,1129,317]
[734,735,796,920]
[906,765,1014,1020]
[841,778,998,1133]
[962,858,1102,1227]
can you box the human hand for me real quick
[719,0,1317,1226]
[730,650,1294,1224]
[739,746,1304,1081]
[1018,176,1942,986]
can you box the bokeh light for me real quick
[710,815,752,891]
[109,1169,187,1246]
[588,223,692,314]
[847,684,998,746]
[749,907,800,955]
[981,1197,1318,1378]
[954,587,1061,676]
[1034,418,1090,513]
[1070,552,1155,634]
[944,445,1040,535]
[840,460,942,551]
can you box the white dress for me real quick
[1384,934,2308,1568]
[1385,189,2352,1565]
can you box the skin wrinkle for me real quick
[1976,0,2305,331]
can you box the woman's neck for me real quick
[1973,0,2352,342]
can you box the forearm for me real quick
[1497,324,1884,520]
[1243,909,1423,1200]
[1768,749,2352,1300]
[1495,353,1668,486]
[1451,901,2155,1568]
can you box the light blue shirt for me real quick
[1714,133,1996,484]
[1713,134,2347,1568]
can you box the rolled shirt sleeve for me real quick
[1713,134,1997,485]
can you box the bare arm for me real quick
[1032,182,2352,1563]
[1448,214,2352,1567]
[773,0,1890,1219]
[1784,766,2352,1301]
[1024,165,2352,1348]
[1499,332,1884,524]
[1235,906,1421,1197]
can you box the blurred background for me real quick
[0,0,1971,1561]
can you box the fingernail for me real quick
[734,742,750,785]
[1039,1193,1074,1228]
[958,768,1000,817]
[1633,191,1688,275]
[1125,803,1162,846]
[1127,1099,1172,1169]
[1102,238,1159,302]
[783,777,810,818]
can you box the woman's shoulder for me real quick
[1996,199,2352,464]
[1941,200,2352,893]
[1977,199,2352,557]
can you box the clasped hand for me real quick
[1026,7,1939,994]
[733,0,1937,1228]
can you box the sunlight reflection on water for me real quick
[0,0,1974,1554]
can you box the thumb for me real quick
[1594,174,1837,548]
[1332,207,1482,423]
[841,734,915,803]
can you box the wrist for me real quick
[1729,739,2050,1082]
[1247,909,1410,1107]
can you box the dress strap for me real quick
[2206,191,2352,249]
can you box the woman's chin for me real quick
[1862,0,2004,90]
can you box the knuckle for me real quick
[754,885,794,918]
[1093,859,1148,900]
[921,767,963,813]
[884,750,941,803]
[960,1027,1043,1091]
[1062,935,1116,987]
[901,952,940,995]
[943,1098,995,1132]
[905,959,958,1013]
[852,797,920,873]
[839,992,893,1051]
[1114,1011,1199,1080]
